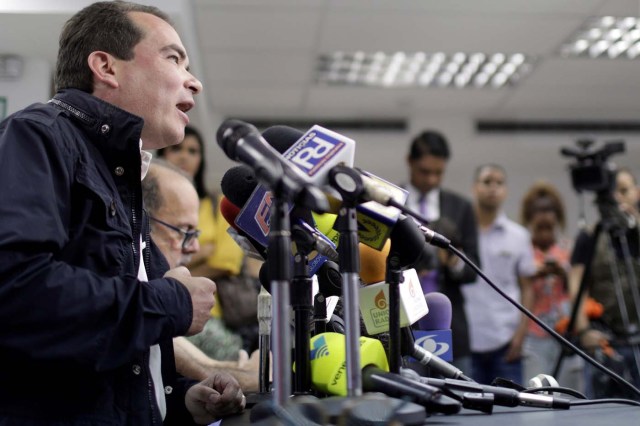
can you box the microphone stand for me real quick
[290,224,315,395]
[329,166,365,396]
[267,195,293,407]
[387,216,440,373]
[386,256,403,374]
[261,175,328,408]
[257,287,272,394]
[312,293,327,336]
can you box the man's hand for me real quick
[165,266,216,335]
[505,333,524,362]
[185,372,246,424]
[579,329,610,350]
[536,258,566,278]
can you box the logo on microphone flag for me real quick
[413,329,453,361]
[234,125,354,274]
[285,130,346,175]
[310,335,330,360]
[359,269,429,335]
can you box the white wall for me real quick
[0,56,52,117]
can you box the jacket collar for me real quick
[50,89,145,181]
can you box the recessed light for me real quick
[561,16,640,59]
[316,51,534,89]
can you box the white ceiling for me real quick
[2,0,640,122]
[194,0,640,121]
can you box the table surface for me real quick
[222,394,640,425]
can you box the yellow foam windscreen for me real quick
[307,332,389,396]
[312,212,340,246]
[312,211,390,285]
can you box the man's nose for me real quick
[184,238,200,254]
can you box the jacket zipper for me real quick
[131,190,139,272]
[48,98,95,125]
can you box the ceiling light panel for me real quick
[316,51,534,89]
[560,16,640,59]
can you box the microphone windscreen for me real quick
[307,332,389,396]
[219,195,268,260]
[359,239,391,285]
[258,262,270,293]
[216,119,248,158]
[315,261,342,297]
[389,216,429,268]
[219,196,241,231]
[261,125,304,153]
[220,165,257,207]
[312,212,340,246]
[420,292,453,330]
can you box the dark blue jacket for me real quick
[0,89,197,425]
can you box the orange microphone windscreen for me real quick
[359,239,391,285]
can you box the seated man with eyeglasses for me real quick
[149,215,202,266]
[143,159,260,392]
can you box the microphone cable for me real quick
[521,386,587,399]
[447,244,640,400]
[569,398,640,407]
[523,386,640,407]
[523,385,640,407]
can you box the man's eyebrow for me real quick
[162,44,187,61]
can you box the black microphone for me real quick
[219,164,257,209]
[413,375,571,410]
[314,261,342,298]
[216,119,328,211]
[362,366,462,415]
[292,219,339,263]
[402,326,472,382]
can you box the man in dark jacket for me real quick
[0,1,244,424]
[403,130,481,376]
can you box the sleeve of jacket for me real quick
[0,113,193,371]
[443,192,481,285]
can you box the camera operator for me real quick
[570,167,640,399]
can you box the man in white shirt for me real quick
[462,164,536,385]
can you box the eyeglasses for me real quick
[149,216,201,249]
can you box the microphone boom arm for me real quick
[447,244,640,399]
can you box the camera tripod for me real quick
[553,195,640,394]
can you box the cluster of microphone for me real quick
[215,119,574,423]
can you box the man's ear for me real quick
[87,51,119,89]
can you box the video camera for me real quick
[560,139,625,195]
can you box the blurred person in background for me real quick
[402,130,480,374]
[463,164,536,385]
[520,181,583,390]
[570,168,640,398]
